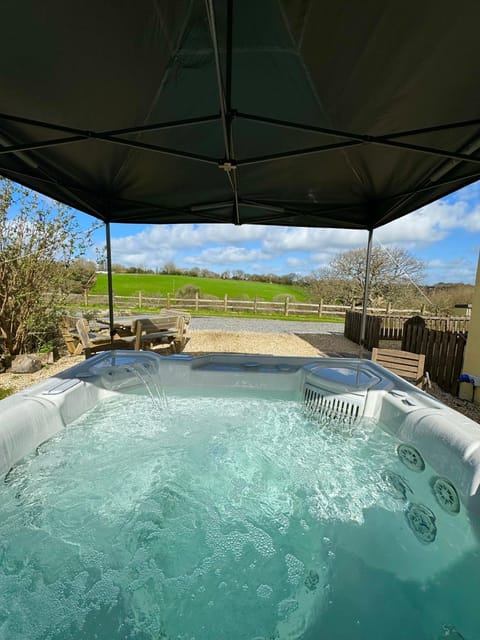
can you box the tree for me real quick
[0,179,92,355]
[66,258,97,294]
[162,261,178,274]
[95,245,107,271]
[425,283,475,315]
[309,246,425,306]
[307,272,351,305]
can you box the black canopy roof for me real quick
[1,0,480,230]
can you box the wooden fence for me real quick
[70,292,351,316]
[402,323,467,395]
[71,291,439,319]
[345,311,470,342]
[380,314,470,339]
[344,311,382,351]
[345,312,468,393]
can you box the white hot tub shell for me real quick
[1,350,480,528]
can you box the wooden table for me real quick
[95,315,153,337]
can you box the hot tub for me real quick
[0,351,479,639]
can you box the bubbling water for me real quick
[0,391,478,639]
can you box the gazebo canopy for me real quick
[1,0,480,230]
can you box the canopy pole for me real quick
[359,228,374,358]
[105,222,115,342]
[205,0,241,224]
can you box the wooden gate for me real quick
[402,322,467,394]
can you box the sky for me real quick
[80,182,480,286]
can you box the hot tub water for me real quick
[0,389,478,640]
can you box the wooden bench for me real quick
[159,308,191,328]
[134,315,187,353]
[75,319,136,359]
[371,347,427,388]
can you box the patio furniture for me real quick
[60,318,84,356]
[97,310,191,336]
[371,347,428,389]
[159,308,191,327]
[135,315,187,354]
[75,319,136,359]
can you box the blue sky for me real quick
[82,182,480,285]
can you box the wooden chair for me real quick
[159,308,191,328]
[75,319,136,359]
[371,347,428,388]
[60,318,84,356]
[135,315,187,354]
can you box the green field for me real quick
[92,273,309,302]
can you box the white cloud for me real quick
[422,257,477,283]
[374,198,480,247]
[185,246,269,267]
[285,256,308,268]
[261,227,366,253]
[200,224,268,244]
[462,208,480,232]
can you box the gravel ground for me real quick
[190,316,344,334]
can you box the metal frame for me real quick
[2,110,480,168]
[359,229,374,357]
[2,105,479,233]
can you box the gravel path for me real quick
[190,316,344,334]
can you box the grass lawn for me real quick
[92,273,309,302]
[0,387,14,400]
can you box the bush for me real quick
[0,179,92,355]
[175,284,200,299]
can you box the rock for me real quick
[11,354,43,374]
[0,354,11,373]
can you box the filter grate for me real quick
[303,383,364,424]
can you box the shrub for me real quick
[175,284,200,299]
[0,179,92,355]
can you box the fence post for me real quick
[386,301,392,314]
[254,296,257,314]
[224,294,228,312]
[138,290,142,308]
[83,289,88,306]
[318,298,323,317]
[195,291,199,311]
[284,297,289,316]
[166,293,170,309]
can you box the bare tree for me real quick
[162,261,178,274]
[309,246,425,306]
